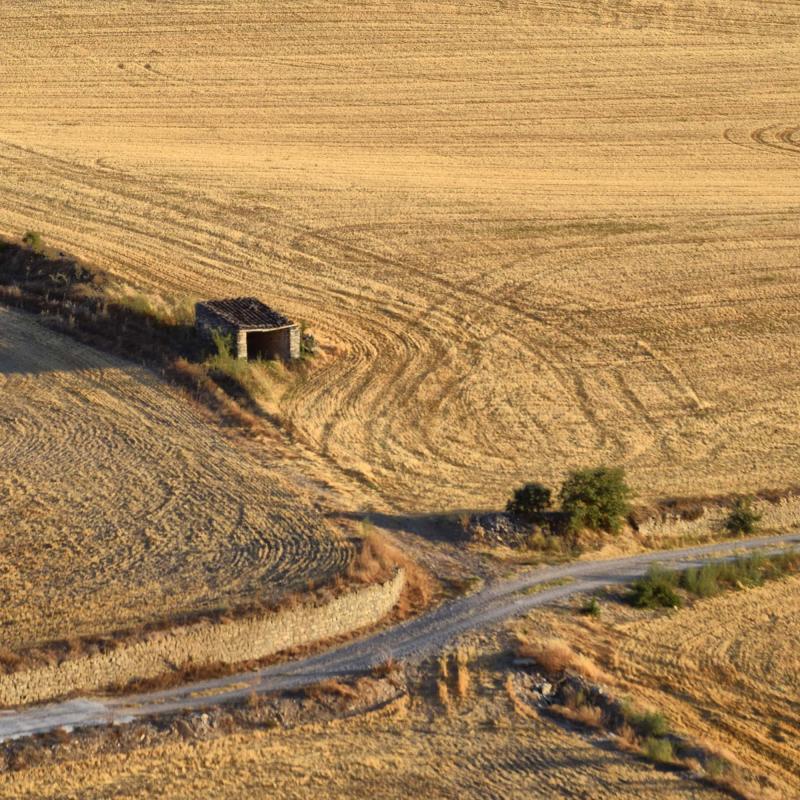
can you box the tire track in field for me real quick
[614,577,800,794]
[2,1,800,512]
[0,308,350,648]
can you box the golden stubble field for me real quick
[0,306,349,648]
[0,670,727,800]
[1,2,800,512]
[518,575,800,798]
[3,577,797,798]
[3,0,800,514]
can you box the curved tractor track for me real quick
[2,2,800,513]
[1,532,798,743]
[0,307,350,648]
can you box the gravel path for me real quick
[1,532,798,743]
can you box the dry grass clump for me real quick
[549,683,605,729]
[643,736,675,764]
[454,648,470,700]
[436,678,451,711]
[436,653,449,681]
[347,528,435,617]
[346,531,401,585]
[303,678,358,701]
[170,357,263,433]
[0,649,23,672]
[370,657,400,679]
[515,637,607,683]
[432,647,472,706]
[552,700,604,729]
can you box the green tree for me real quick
[506,482,552,519]
[559,466,631,533]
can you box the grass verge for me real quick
[628,549,800,609]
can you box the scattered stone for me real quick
[175,719,194,740]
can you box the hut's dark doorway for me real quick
[246,329,288,361]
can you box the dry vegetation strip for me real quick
[0,672,728,800]
[0,238,300,432]
[512,635,757,795]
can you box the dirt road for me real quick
[1,532,797,743]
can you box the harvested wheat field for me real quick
[0,306,350,648]
[518,575,800,798]
[0,683,726,800]
[1,2,799,511]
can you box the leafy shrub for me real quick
[22,230,43,253]
[580,597,602,618]
[506,482,552,519]
[624,705,670,738]
[724,497,761,536]
[643,736,674,764]
[635,550,800,608]
[213,329,232,357]
[628,565,682,609]
[766,548,800,576]
[680,564,721,598]
[207,329,255,390]
[733,552,765,587]
[300,330,317,357]
[559,466,631,533]
[297,321,317,357]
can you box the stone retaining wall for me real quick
[638,496,800,540]
[0,570,405,707]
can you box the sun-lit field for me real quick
[518,575,800,798]
[0,306,349,648]
[612,575,800,796]
[0,679,726,800]
[1,1,799,512]
[3,576,797,799]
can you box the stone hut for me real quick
[195,297,301,361]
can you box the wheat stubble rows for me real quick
[588,576,800,795]
[0,307,349,648]
[0,705,727,800]
[1,1,799,514]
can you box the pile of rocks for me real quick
[466,512,533,548]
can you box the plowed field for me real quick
[1,1,799,511]
[0,307,349,647]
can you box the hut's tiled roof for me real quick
[198,297,293,329]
